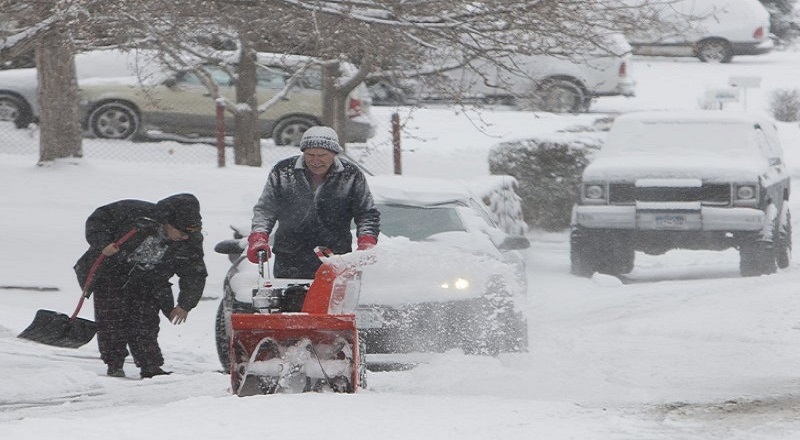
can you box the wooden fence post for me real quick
[392,112,401,175]
[216,99,225,167]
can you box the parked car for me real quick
[0,50,135,129]
[570,110,791,278]
[0,49,375,145]
[625,0,774,63]
[213,175,531,371]
[368,33,636,113]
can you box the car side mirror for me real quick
[499,235,530,250]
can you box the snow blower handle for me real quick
[257,250,270,280]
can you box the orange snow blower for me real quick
[229,247,370,396]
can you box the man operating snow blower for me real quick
[247,125,380,277]
[230,126,379,395]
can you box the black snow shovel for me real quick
[18,228,138,348]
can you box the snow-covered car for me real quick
[368,33,636,113]
[0,49,375,145]
[625,0,774,63]
[570,110,791,278]
[213,175,531,371]
[0,50,134,129]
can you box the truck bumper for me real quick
[573,205,766,232]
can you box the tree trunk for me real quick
[36,27,82,164]
[320,62,350,152]
[233,46,262,167]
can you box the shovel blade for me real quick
[18,309,97,348]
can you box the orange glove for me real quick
[247,232,271,263]
[357,235,377,250]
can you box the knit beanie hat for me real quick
[298,126,342,154]
[155,193,202,233]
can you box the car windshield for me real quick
[377,204,466,241]
[603,120,764,159]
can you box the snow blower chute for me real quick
[229,247,370,396]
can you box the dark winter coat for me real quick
[252,155,380,274]
[73,199,207,313]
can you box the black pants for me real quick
[93,281,163,369]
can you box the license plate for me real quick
[655,214,686,227]
[355,309,385,329]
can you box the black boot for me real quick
[107,365,126,378]
[140,366,172,379]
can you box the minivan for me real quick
[625,0,773,63]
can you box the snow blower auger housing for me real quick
[230,247,370,396]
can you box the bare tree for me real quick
[0,1,84,164]
[256,0,663,143]
[2,0,667,167]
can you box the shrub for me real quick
[463,175,529,236]
[489,132,603,231]
[768,88,800,122]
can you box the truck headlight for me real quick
[585,184,605,200]
[736,185,756,200]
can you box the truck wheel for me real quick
[598,236,635,275]
[740,240,777,277]
[697,39,734,63]
[570,228,599,277]
[776,206,792,269]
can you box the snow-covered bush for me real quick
[768,88,800,121]
[489,132,604,231]
[462,175,529,236]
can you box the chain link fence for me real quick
[0,109,398,174]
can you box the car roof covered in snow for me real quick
[367,175,473,207]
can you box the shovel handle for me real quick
[71,228,139,319]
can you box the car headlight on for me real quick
[584,184,605,200]
[440,277,470,290]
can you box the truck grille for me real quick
[608,183,730,205]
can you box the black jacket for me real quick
[251,155,380,255]
[73,199,207,312]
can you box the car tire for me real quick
[272,116,317,146]
[88,101,140,139]
[697,39,734,63]
[776,205,792,269]
[530,79,585,113]
[0,93,33,128]
[357,336,368,389]
[215,300,231,372]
